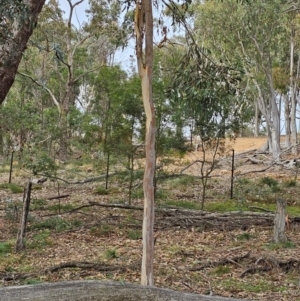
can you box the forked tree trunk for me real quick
[135,0,156,286]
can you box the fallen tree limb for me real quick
[240,266,271,278]
[244,157,270,165]
[240,165,272,175]
[1,261,139,282]
[47,194,70,200]
[39,201,300,231]
[190,252,250,271]
[0,280,252,301]
[44,261,139,273]
[180,160,203,174]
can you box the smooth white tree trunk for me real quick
[290,25,298,155]
[135,0,156,286]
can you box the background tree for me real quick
[194,0,289,158]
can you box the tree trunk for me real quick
[58,108,69,161]
[0,0,46,104]
[135,0,156,286]
[267,73,281,159]
[290,24,298,155]
[284,94,291,148]
[254,101,260,137]
[0,280,250,301]
[15,179,32,252]
[273,199,287,243]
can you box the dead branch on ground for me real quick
[1,261,140,282]
[190,252,250,271]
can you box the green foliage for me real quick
[266,241,296,250]
[27,230,52,250]
[283,179,297,187]
[212,265,231,275]
[90,225,115,237]
[0,241,12,256]
[167,176,195,189]
[4,199,20,222]
[164,200,202,210]
[127,230,142,240]
[237,178,250,185]
[94,186,109,195]
[22,151,57,176]
[206,200,247,212]
[31,217,81,232]
[31,198,47,210]
[259,177,278,187]
[236,232,252,241]
[220,278,284,293]
[23,278,43,285]
[47,204,76,213]
[131,188,144,199]
[0,183,23,193]
[104,248,118,260]
[271,185,281,193]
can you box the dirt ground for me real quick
[0,136,300,301]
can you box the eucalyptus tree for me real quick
[16,0,126,160]
[194,0,289,159]
[86,65,144,197]
[0,0,45,105]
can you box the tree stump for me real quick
[273,199,287,243]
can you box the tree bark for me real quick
[0,0,46,104]
[0,280,250,301]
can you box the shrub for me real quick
[90,225,115,237]
[0,241,12,256]
[94,187,109,195]
[0,183,23,193]
[236,232,251,241]
[259,177,278,187]
[127,230,142,240]
[31,217,80,232]
[104,248,118,260]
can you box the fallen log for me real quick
[0,280,252,301]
